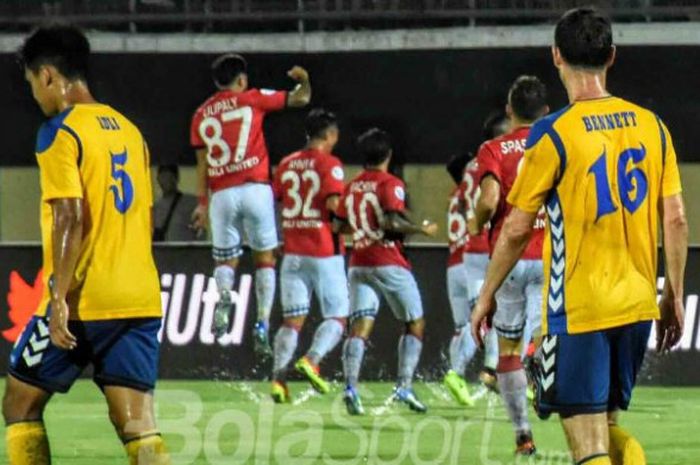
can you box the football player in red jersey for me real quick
[269,109,348,403]
[442,112,508,406]
[190,54,311,358]
[469,75,549,456]
[335,128,438,415]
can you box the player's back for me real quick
[446,184,467,267]
[190,88,287,192]
[478,127,544,259]
[461,158,490,256]
[513,96,681,334]
[36,104,161,321]
[339,170,410,269]
[274,149,345,257]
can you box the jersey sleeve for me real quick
[190,110,205,149]
[335,189,349,220]
[475,143,502,184]
[36,126,83,201]
[321,158,346,199]
[659,119,682,197]
[144,142,154,208]
[250,88,288,113]
[507,129,560,213]
[380,178,406,213]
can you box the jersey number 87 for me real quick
[198,107,253,168]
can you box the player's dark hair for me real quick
[158,164,180,179]
[358,128,392,167]
[212,53,247,89]
[446,153,469,185]
[508,75,547,122]
[555,7,613,69]
[305,108,338,141]
[18,24,90,80]
[482,109,508,141]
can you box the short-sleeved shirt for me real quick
[273,149,345,257]
[36,104,161,321]
[508,97,682,335]
[336,170,411,269]
[475,126,545,260]
[461,158,491,255]
[190,88,287,192]
[446,184,467,267]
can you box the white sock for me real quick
[343,337,366,388]
[483,329,499,372]
[307,319,345,365]
[497,356,531,434]
[255,267,275,324]
[273,325,299,380]
[214,265,234,293]
[449,325,478,374]
[397,334,423,388]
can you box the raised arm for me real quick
[49,198,83,350]
[657,193,688,352]
[286,66,312,108]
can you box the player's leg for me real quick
[104,387,169,465]
[3,315,88,465]
[93,318,170,465]
[296,255,349,394]
[242,184,279,357]
[3,377,51,465]
[465,253,499,391]
[342,267,379,415]
[536,328,613,464]
[272,254,310,402]
[492,262,535,455]
[444,263,476,406]
[209,188,244,336]
[606,321,652,465]
[379,266,427,413]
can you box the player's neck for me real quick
[509,117,533,130]
[56,80,97,112]
[306,140,331,153]
[564,68,610,103]
[226,83,246,93]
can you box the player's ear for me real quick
[505,104,513,119]
[551,46,563,68]
[606,45,617,68]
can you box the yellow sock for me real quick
[124,432,170,465]
[6,421,50,465]
[609,425,646,465]
[578,455,612,465]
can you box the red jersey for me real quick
[475,126,545,260]
[461,158,491,255]
[446,185,467,267]
[337,170,411,269]
[273,149,345,257]
[190,88,287,192]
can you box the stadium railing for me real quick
[0,0,698,32]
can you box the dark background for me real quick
[0,245,698,385]
[3,46,698,166]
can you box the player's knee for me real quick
[216,258,239,269]
[349,318,373,339]
[497,336,521,356]
[2,381,46,424]
[406,318,425,339]
[253,250,276,267]
[283,316,306,332]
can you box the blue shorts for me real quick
[8,315,161,394]
[536,321,652,417]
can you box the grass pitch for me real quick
[0,379,698,464]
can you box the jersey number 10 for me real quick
[588,144,648,221]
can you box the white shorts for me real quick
[280,254,349,320]
[446,263,469,329]
[463,252,489,308]
[493,259,543,340]
[349,266,424,323]
[209,183,278,260]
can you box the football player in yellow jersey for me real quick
[3,25,169,465]
[472,8,687,465]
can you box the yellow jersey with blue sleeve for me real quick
[35,103,161,321]
[508,96,682,335]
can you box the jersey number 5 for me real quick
[199,108,253,168]
[109,149,134,214]
[588,144,648,221]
